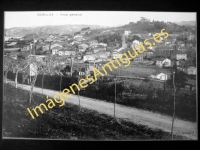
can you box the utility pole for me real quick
[78,75,80,110]
[114,74,117,118]
[34,40,36,56]
[163,75,166,100]
[60,63,62,92]
[77,67,80,111]
[33,34,36,55]
[70,57,73,76]
[103,77,131,119]
[49,41,52,53]
[171,71,176,139]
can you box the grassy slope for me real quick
[3,83,186,140]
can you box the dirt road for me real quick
[6,80,197,140]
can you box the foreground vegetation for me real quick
[7,67,196,122]
[3,83,186,140]
[81,77,196,122]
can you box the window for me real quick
[164,62,169,65]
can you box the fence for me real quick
[7,71,78,92]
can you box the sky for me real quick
[5,11,196,29]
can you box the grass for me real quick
[6,67,196,122]
[99,61,172,78]
[80,78,196,122]
[3,83,186,140]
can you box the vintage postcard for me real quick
[3,11,197,140]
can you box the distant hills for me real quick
[174,21,196,26]
[4,20,196,38]
[4,24,109,37]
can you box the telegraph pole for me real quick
[171,71,176,139]
[60,63,62,92]
[78,75,80,110]
[76,65,81,110]
[103,77,131,119]
[114,74,117,118]
[70,57,73,76]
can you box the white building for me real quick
[150,73,167,81]
[58,49,76,56]
[176,53,187,60]
[52,46,62,55]
[83,55,96,62]
[156,58,171,67]
[131,40,143,50]
[156,73,167,81]
[112,52,121,59]
[124,30,131,36]
[99,43,107,47]
[74,35,83,39]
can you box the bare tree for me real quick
[171,71,176,139]
[28,56,47,104]
[4,56,14,84]
[12,58,32,88]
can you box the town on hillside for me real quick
[4,18,196,82]
[3,13,197,140]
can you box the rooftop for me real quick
[58,48,75,51]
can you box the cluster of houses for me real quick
[4,28,196,81]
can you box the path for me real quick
[7,80,197,140]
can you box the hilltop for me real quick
[111,18,196,34]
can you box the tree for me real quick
[4,56,14,84]
[186,47,196,66]
[27,55,49,104]
[179,59,186,70]
[167,69,188,92]
[54,62,64,92]
[176,33,187,42]
[28,61,41,103]
[140,17,150,23]
[12,57,32,88]
[41,65,48,95]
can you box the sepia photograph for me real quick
[3,11,197,140]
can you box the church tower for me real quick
[122,32,127,48]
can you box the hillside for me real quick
[4,24,109,37]
[3,83,186,140]
[4,19,196,39]
[174,21,196,27]
[112,20,196,34]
